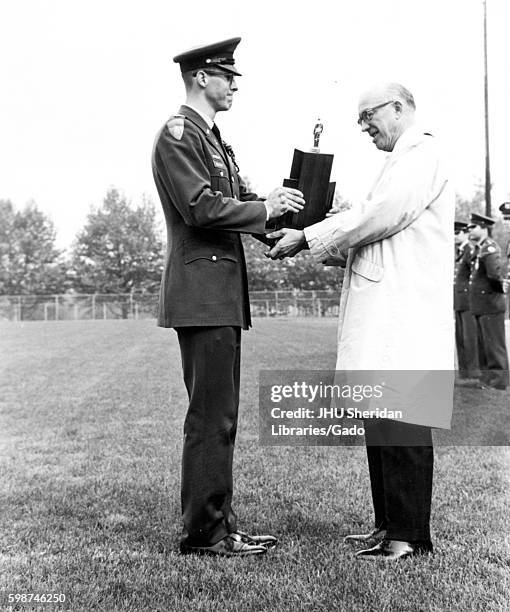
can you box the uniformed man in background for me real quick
[454,221,479,380]
[151,38,305,556]
[467,213,509,390]
[499,202,510,314]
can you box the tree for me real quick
[72,188,164,295]
[455,182,484,222]
[0,199,64,295]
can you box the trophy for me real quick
[272,118,336,232]
[499,202,510,295]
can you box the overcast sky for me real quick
[1,0,509,247]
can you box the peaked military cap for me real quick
[499,202,510,219]
[468,212,495,228]
[454,221,468,231]
[173,37,242,76]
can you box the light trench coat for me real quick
[304,126,454,428]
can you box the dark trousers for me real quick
[364,419,433,545]
[176,326,241,546]
[475,313,509,389]
[455,309,480,378]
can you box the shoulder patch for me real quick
[166,116,184,141]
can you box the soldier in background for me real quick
[467,213,509,390]
[454,221,479,380]
[499,201,510,315]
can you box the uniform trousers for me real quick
[364,418,433,546]
[454,309,480,378]
[474,313,509,389]
[176,326,241,546]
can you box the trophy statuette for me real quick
[271,119,335,232]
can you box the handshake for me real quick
[263,186,307,261]
[264,188,343,260]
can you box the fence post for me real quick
[44,303,48,321]
[130,293,134,319]
[103,303,107,320]
[55,295,59,321]
[74,303,78,320]
[92,294,96,320]
[135,303,139,320]
[275,291,279,314]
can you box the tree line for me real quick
[1,184,507,296]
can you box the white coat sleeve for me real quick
[303,139,449,262]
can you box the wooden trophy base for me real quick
[263,149,335,245]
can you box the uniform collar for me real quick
[181,104,214,129]
[179,105,229,164]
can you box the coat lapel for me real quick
[179,105,229,165]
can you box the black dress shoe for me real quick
[355,539,433,560]
[232,530,278,549]
[179,533,267,557]
[343,528,386,544]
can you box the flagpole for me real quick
[483,0,491,220]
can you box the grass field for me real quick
[1,319,509,612]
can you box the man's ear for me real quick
[394,100,403,115]
[195,70,208,89]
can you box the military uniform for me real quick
[152,106,266,329]
[151,39,269,548]
[454,236,479,378]
[469,235,509,389]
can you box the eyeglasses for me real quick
[357,100,396,125]
[204,70,236,85]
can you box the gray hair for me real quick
[386,83,416,110]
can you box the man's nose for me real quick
[230,78,238,91]
[360,120,370,132]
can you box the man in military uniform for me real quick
[467,212,509,390]
[151,38,305,556]
[499,202,510,314]
[454,221,479,379]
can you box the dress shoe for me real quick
[343,528,386,544]
[355,539,432,560]
[179,532,267,557]
[232,530,278,549]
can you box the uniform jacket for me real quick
[151,105,267,328]
[304,127,454,428]
[468,237,506,315]
[454,240,476,312]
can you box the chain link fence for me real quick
[0,291,341,322]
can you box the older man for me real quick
[152,38,304,557]
[268,83,454,559]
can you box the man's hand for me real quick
[325,201,342,217]
[265,228,306,259]
[265,187,305,220]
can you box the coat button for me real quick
[220,171,224,176]
[212,255,217,261]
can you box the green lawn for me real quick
[1,319,509,612]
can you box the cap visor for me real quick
[216,64,242,76]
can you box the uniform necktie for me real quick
[212,124,239,172]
